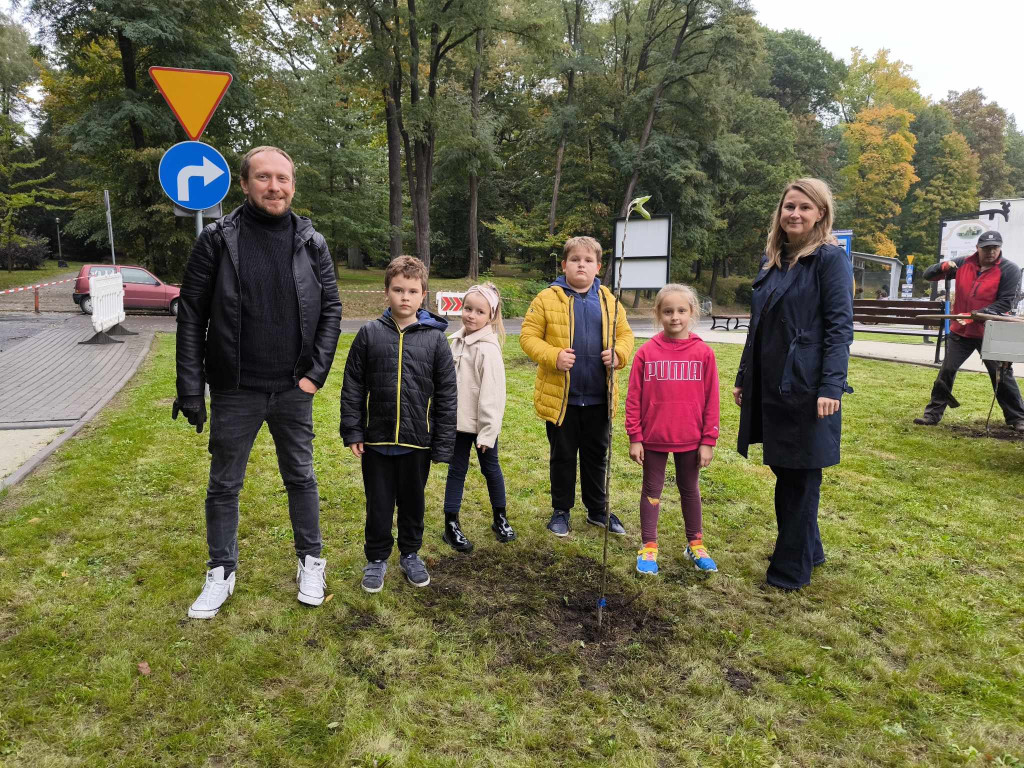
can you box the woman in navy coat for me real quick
[732,178,853,590]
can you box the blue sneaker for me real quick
[636,544,659,575]
[685,541,718,573]
[547,510,570,537]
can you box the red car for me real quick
[72,264,181,316]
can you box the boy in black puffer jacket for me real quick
[340,256,457,593]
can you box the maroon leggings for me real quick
[639,449,703,544]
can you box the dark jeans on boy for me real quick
[443,431,507,517]
[362,448,432,561]
[766,466,825,590]
[545,404,610,515]
[205,388,322,574]
[922,331,1024,425]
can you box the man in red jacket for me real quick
[914,230,1024,430]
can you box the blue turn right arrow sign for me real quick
[158,141,231,211]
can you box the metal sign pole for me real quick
[195,210,203,238]
[104,190,116,265]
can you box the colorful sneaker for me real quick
[636,544,659,575]
[685,540,718,572]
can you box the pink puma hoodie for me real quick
[624,332,720,452]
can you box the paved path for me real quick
[0,314,173,487]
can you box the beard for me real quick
[247,194,290,216]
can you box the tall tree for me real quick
[942,88,1013,198]
[0,14,38,123]
[31,0,245,276]
[838,104,918,257]
[612,0,755,217]
[905,131,979,265]
[761,27,845,117]
[548,0,586,235]
[838,48,924,122]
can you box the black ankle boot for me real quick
[442,517,474,553]
[491,507,516,543]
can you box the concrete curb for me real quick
[0,332,156,490]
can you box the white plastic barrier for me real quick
[89,273,126,333]
[436,291,465,316]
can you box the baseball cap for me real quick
[977,230,1003,247]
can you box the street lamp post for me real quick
[55,217,63,264]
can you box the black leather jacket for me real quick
[339,310,458,463]
[176,205,342,397]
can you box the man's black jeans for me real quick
[923,331,1024,425]
[205,388,322,574]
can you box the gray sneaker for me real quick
[399,553,430,587]
[361,560,387,593]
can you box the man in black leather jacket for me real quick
[173,145,342,619]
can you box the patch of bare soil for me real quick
[945,423,1024,442]
[724,667,754,694]
[419,549,674,667]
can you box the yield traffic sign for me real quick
[149,67,232,140]
[158,141,231,211]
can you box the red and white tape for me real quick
[337,289,385,293]
[0,277,78,296]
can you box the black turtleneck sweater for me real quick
[238,201,302,392]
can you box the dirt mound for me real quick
[945,422,1024,442]
[420,549,675,667]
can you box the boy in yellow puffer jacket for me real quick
[520,236,634,538]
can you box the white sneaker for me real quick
[188,566,235,619]
[296,555,327,606]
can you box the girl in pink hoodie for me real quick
[625,284,720,575]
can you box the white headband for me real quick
[465,284,500,316]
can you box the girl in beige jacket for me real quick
[442,283,516,551]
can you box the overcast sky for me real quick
[751,0,1024,123]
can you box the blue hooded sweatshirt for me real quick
[553,274,606,407]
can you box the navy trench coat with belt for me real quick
[735,243,854,468]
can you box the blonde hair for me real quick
[764,178,837,270]
[562,236,602,262]
[654,284,701,330]
[240,145,294,181]
[465,281,506,347]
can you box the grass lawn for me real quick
[1,336,1022,767]
[0,260,86,292]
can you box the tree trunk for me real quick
[115,29,145,150]
[348,244,364,269]
[548,137,566,236]
[383,85,404,260]
[708,256,721,304]
[618,13,692,216]
[548,0,583,235]
[468,30,483,280]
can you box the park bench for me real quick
[709,313,750,331]
[852,299,946,359]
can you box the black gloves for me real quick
[172,395,207,433]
